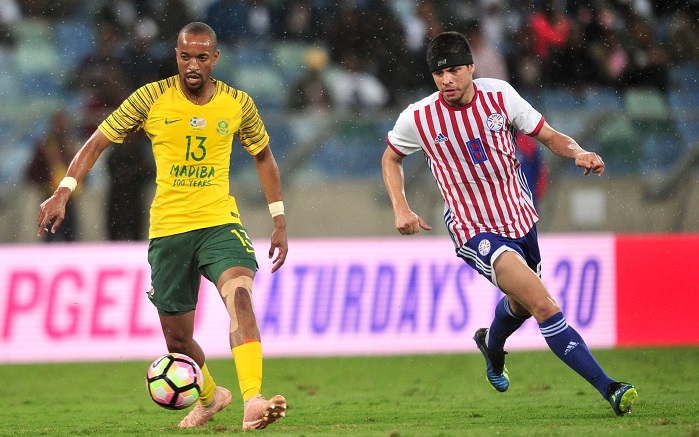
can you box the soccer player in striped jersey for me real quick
[37,22,287,430]
[382,31,637,416]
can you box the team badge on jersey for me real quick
[216,119,230,135]
[486,113,505,132]
[190,117,207,129]
[478,238,491,256]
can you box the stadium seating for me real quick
[13,18,60,77]
[0,13,698,185]
[595,116,641,173]
[540,88,584,112]
[668,90,699,149]
[231,65,287,111]
[624,88,685,172]
[229,42,275,68]
[313,117,386,179]
[584,88,624,111]
[623,87,671,121]
[272,41,315,83]
[668,64,699,92]
[53,19,96,74]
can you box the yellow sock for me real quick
[232,341,262,402]
[198,363,217,406]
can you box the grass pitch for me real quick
[1,347,697,436]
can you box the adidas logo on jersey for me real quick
[435,133,448,143]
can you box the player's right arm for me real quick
[37,129,112,236]
[381,146,431,235]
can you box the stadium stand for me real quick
[1,0,698,241]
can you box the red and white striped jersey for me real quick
[387,78,545,249]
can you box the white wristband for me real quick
[58,176,77,192]
[268,201,284,217]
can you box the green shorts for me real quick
[147,223,258,315]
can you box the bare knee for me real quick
[495,253,559,322]
[164,338,188,353]
[528,296,560,323]
[159,312,196,354]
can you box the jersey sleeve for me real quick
[236,91,270,155]
[505,82,545,136]
[98,83,158,143]
[386,106,422,157]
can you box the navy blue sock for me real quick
[487,296,530,352]
[539,312,614,397]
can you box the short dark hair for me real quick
[426,31,472,63]
[178,22,218,49]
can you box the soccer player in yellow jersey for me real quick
[37,22,287,430]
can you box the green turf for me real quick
[1,347,697,436]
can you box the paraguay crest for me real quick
[486,113,505,132]
[216,119,230,135]
[478,238,491,256]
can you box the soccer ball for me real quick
[146,353,203,410]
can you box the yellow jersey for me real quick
[98,76,269,239]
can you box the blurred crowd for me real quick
[1,0,698,242]
[1,0,697,110]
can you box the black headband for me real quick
[427,53,473,72]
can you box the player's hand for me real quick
[268,217,288,273]
[576,151,605,176]
[395,210,432,235]
[36,190,70,237]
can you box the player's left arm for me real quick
[253,145,287,272]
[534,121,605,176]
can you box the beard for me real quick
[182,72,204,93]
